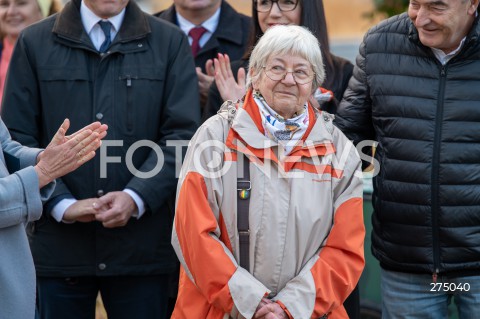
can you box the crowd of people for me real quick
[1,0,479,318]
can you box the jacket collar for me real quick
[226,89,335,162]
[53,0,150,45]
[156,4,176,24]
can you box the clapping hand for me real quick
[35,119,108,188]
[196,60,216,106]
[213,53,246,102]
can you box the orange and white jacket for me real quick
[172,90,365,319]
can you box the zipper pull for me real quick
[432,270,438,283]
[126,75,132,87]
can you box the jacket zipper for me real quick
[431,65,447,279]
[430,38,476,282]
[119,75,137,132]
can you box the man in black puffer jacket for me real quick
[336,0,480,317]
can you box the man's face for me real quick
[173,0,221,11]
[84,0,129,18]
[408,0,479,53]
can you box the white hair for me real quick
[246,25,325,92]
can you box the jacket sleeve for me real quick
[0,121,55,228]
[125,31,200,213]
[335,36,376,147]
[1,33,72,208]
[0,167,55,228]
[172,122,270,318]
[273,136,365,318]
[0,120,41,170]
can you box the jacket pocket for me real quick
[37,67,92,123]
[117,67,165,136]
[37,67,90,81]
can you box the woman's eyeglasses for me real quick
[254,0,300,13]
[263,65,314,84]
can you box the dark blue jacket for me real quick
[2,0,200,277]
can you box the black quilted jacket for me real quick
[335,13,480,276]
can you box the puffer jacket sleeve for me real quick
[273,133,365,318]
[335,35,376,147]
[172,119,270,318]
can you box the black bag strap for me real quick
[237,153,251,271]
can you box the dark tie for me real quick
[188,26,207,57]
[98,20,112,53]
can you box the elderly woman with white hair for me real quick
[172,25,364,319]
[0,0,60,105]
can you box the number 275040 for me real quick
[430,282,470,292]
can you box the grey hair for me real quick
[246,25,325,92]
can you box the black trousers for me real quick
[36,275,172,319]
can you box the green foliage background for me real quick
[372,0,409,17]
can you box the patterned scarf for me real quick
[253,91,309,155]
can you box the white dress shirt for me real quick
[431,37,466,66]
[80,0,124,51]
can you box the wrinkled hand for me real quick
[255,298,273,312]
[94,191,136,228]
[214,53,246,102]
[65,121,108,144]
[197,61,215,106]
[254,300,289,319]
[63,198,107,223]
[35,119,108,188]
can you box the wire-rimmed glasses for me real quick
[263,65,315,84]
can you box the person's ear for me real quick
[468,0,479,15]
[250,68,259,89]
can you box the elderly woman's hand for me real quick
[253,299,289,319]
[34,119,108,188]
[214,53,246,102]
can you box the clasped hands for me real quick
[63,192,137,228]
[254,298,289,319]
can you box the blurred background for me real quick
[135,0,388,62]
